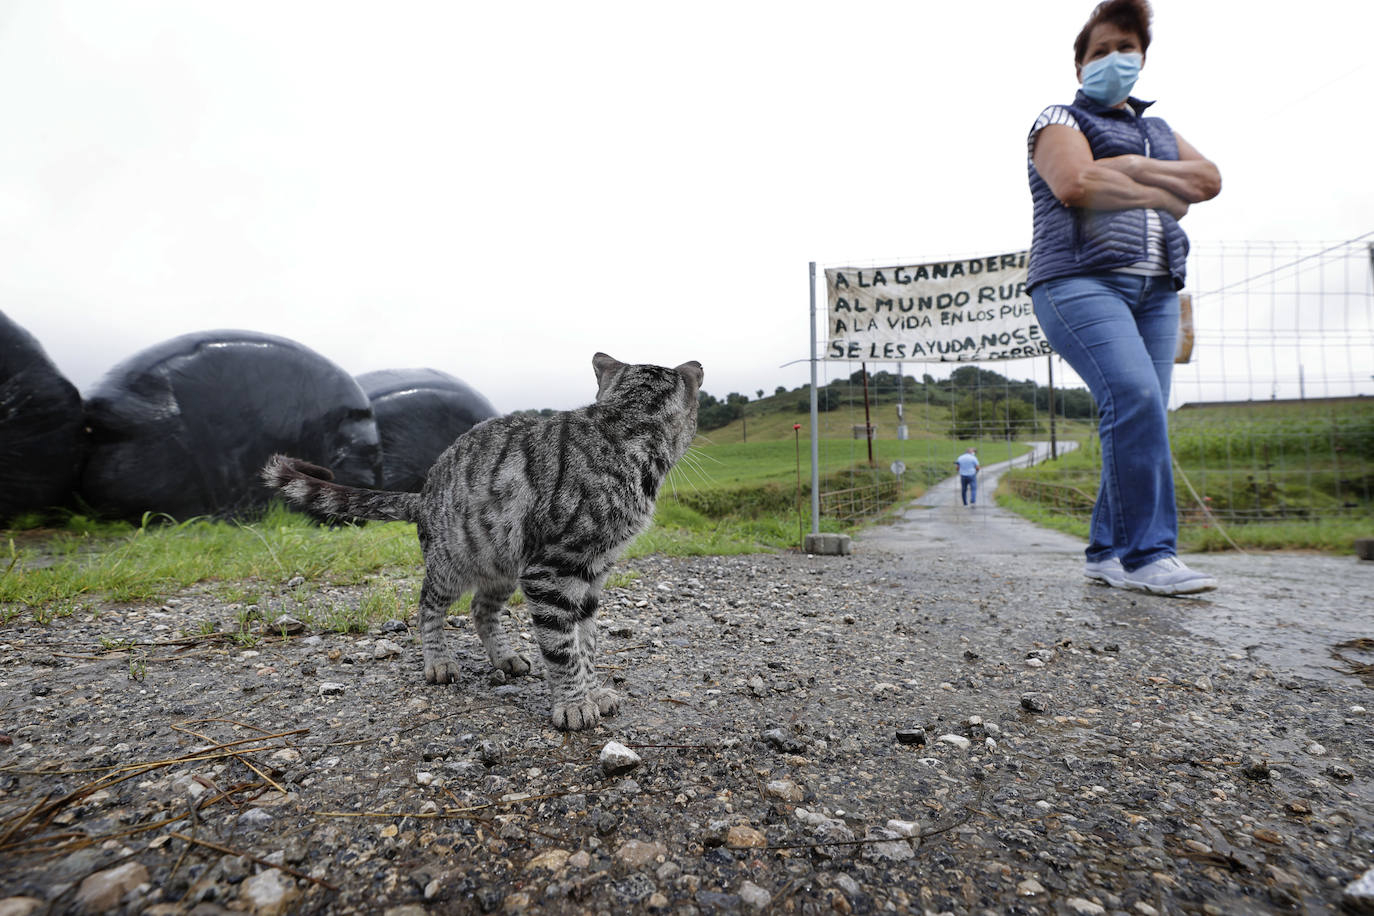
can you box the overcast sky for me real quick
[1,1,1371,411]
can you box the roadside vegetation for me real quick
[4,378,1366,621]
[998,397,1374,554]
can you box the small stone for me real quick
[748,675,767,696]
[73,863,149,914]
[764,779,804,802]
[0,899,44,916]
[885,819,919,837]
[269,615,305,635]
[1134,903,1161,916]
[478,740,505,765]
[895,728,926,746]
[1253,828,1283,845]
[318,682,347,696]
[614,840,667,868]
[1240,756,1270,780]
[1025,657,1045,668]
[861,828,914,862]
[1065,898,1106,916]
[599,741,642,777]
[236,807,274,829]
[937,734,971,750]
[1017,878,1046,896]
[239,869,299,916]
[1020,693,1048,713]
[1305,742,1327,756]
[762,728,805,753]
[1327,764,1355,782]
[1352,706,1367,715]
[416,772,435,786]
[1343,867,1374,913]
[285,575,305,588]
[373,639,404,659]
[726,825,768,849]
[568,850,591,869]
[526,848,571,871]
[380,619,408,634]
[738,881,772,910]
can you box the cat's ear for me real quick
[592,352,625,397]
[675,360,704,394]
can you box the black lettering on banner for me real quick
[834,273,850,288]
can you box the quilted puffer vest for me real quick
[1027,91,1189,292]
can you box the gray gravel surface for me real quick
[2,522,1372,914]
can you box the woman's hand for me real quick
[1109,137,1221,203]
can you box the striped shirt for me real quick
[1028,105,1167,276]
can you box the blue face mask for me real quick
[1080,51,1141,106]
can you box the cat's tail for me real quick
[260,455,421,523]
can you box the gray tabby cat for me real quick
[261,353,702,731]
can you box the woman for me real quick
[1027,0,1221,595]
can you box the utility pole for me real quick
[1047,355,1058,460]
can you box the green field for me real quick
[998,397,1374,553]
[6,392,1365,617]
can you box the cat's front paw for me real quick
[424,658,461,684]
[590,686,621,717]
[494,652,532,678]
[552,696,604,731]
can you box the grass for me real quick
[998,404,1374,553]
[1,504,419,614]
[11,395,1359,616]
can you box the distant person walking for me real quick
[954,447,980,506]
[1026,0,1221,595]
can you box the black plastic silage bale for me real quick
[0,311,88,522]
[81,329,382,520]
[356,368,499,492]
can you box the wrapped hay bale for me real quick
[81,329,381,520]
[0,311,87,522]
[357,368,498,492]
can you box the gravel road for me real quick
[2,479,1372,915]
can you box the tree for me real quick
[949,394,1040,439]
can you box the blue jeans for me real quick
[1031,272,1179,571]
[960,474,977,505]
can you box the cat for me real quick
[262,353,702,730]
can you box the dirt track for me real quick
[1,477,1372,915]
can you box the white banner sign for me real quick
[825,251,1051,362]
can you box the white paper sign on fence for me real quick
[824,251,1050,362]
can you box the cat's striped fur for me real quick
[262,353,702,730]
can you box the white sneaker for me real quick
[1084,556,1125,587]
[1120,556,1218,596]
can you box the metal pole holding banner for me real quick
[808,262,821,536]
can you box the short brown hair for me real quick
[1074,0,1152,65]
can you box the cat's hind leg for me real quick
[521,565,615,731]
[471,583,531,678]
[418,576,462,684]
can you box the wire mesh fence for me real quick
[811,235,1374,529]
